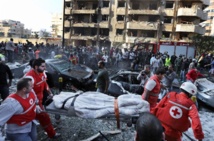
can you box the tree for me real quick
[191,34,214,56]
[40,29,50,38]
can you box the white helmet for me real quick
[180,82,197,96]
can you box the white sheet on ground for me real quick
[53,91,150,118]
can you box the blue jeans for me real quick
[0,85,9,100]
[6,123,37,141]
[180,70,186,82]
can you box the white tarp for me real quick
[195,78,214,91]
[53,91,150,118]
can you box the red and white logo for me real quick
[29,99,33,105]
[169,106,182,119]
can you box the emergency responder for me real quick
[142,67,166,111]
[153,82,204,141]
[186,68,203,83]
[24,58,60,139]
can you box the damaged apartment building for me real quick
[63,0,209,54]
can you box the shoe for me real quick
[52,132,61,139]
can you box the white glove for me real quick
[36,105,43,113]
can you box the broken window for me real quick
[118,1,125,7]
[92,3,98,9]
[103,1,109,7]
[162,32,170,38]
[128,30,137,36]
[148,16,157,22]
[116,29,123,35]
[147,31,155,37]
[102,15,109,21]
[117,15,124,21]
[149,2,157,10]
[180,33,188,40]
[78,2,86,9]
[132,3,139,10]
[100,29,109,36]
[182,2,192,8]
[164,18,172,23]
[165,2,173,8]
[130,15,138,21]
[91,14,98,23]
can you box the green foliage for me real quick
[192,35,214,55]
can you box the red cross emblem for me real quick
[169,106,182,119]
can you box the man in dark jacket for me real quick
[0,56,13,100]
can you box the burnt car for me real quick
[19,59,96,91]
[195,78,214,108]
[107,70,142,97]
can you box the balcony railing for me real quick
[65,0,72,2]
[127,21,158,30]
[64,32,70,39]
[127,36,157,43]
[72,9,95,14]
[116,21,125,29]
[177,8,207,20]
[71,35,95,40]
[163,24,173,32]
[176,24,205,34]
[117,8,125,15]
[114,35,123,42]
[65,8,72,15]
[101,8,110,15]
[71,21,108,28]
[129,9,159,15]
[64,20,71,27]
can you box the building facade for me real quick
[51,13,63,38]
[0,20,31,38]
[62,0,209,49]
[203,0,214,35]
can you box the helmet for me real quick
[180,82,197,96]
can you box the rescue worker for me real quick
[153,82,204,141]
[142,67,166,112]
[0,78,37,141]
[186,68,203,83]
[164,55,171,67]
[24,58,60,139]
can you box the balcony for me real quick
[72,21,108,28]
[177,8,207,20]
[176,24,205,34]
[72,9,95,14]
[65,8,72,15]
[114,35,124,42]
[127,36,157,43]
[117,8,125,15]
[129,10,159,15]
[163,9,174,16]
[116,21,125,29]
[64,20,71,27]
[65,0,72,2]
[163,24,173,32]
[127,21,158,30]
[71,35,95,40]
[64,32,71,39]
[101,8,110,15]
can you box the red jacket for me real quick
[153,92,204,140]
[7,92,36,126]
[25,69,48,106]
[142,75,161,109]
[186,69,203,82]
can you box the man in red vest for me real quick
[142,67,166,112]
[24,58,60,139]
[152,82,204,141]
[0,78,37,141]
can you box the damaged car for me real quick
[107,70,143,97]
[195,78,214,108]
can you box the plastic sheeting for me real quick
[53,91,150,118]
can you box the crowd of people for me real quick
[0,38,213,140]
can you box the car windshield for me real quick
[51,60,73,72]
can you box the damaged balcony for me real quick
[164,9,174,17]
[71,21,108,28]
[101,8,110,15]
[64,20,71,28]
[71,35,95,40]
[72,9,95,14]
[114,35,124,42]
[127,36,157,43]
[127,21,158,30]
[117,8,125,15]
[177,8,207,21]
[116,22,125,29]
[163,24,173,32]
[64,32,71,39]
[129,9,159,15]
[176,24,205,34]
[65,7,72,15]
[65,0,72,2]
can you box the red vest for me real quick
[7,92,36,126]
[142,75,161,109]
[25,70,47,104]
[155,92,193,132]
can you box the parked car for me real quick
[18,59,96,91]
[195,78,214,108]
